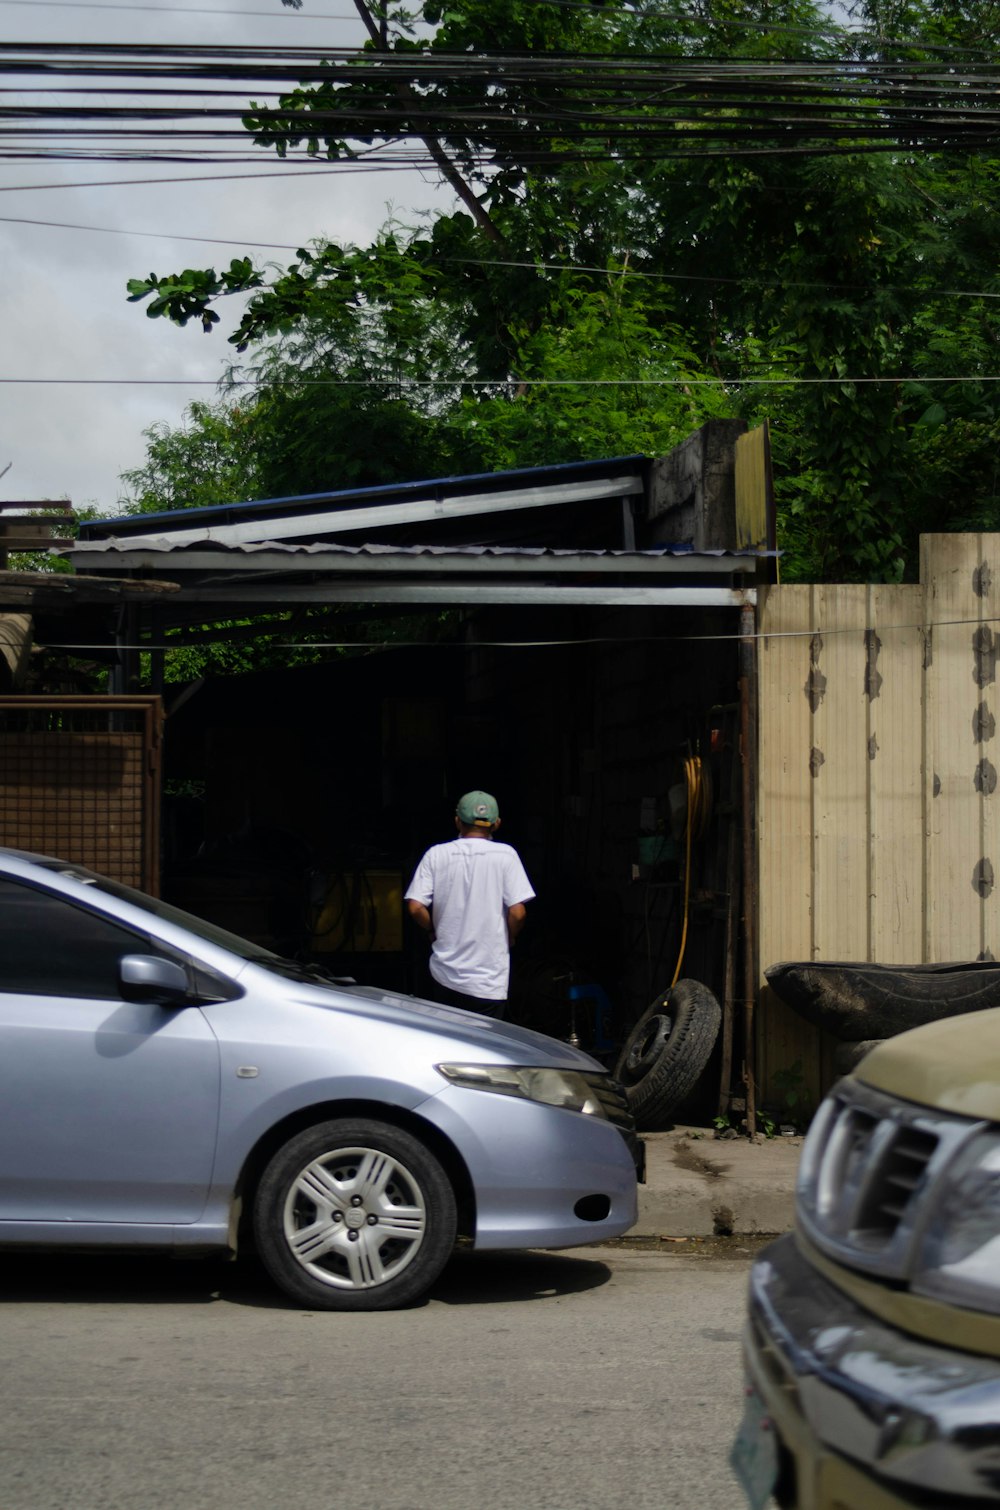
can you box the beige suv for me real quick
[733,1011,1000,1509]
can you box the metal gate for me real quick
[0,695,163,892]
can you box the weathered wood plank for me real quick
[972,535,1000,958]
[756,583,820,1100]
[811,584,870,962]
[869,584,925,962]
[922,534,984,961]
[0,517,70,527]
[734,423,770,549]
[0,501,72,512]
[0,570,180,605]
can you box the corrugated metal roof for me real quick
[60,537,767,612]
[80,470,648,556]
[64,538,772,584]
[66,539,761,560]
[62,450,772,613]
[79,455,651,540]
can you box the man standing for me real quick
[404,790,534,1019]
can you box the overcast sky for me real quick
[1,0,453,516]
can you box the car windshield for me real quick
[31,858,346,984]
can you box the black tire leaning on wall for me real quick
[614,980,722,1131]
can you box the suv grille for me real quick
[855,1122,938,1237]
[798,1079,982,1280]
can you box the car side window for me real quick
[0,878,154,999]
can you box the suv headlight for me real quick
[912,1128,1000,1314]
[435,1063,608,1118]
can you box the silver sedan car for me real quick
[0,847,642,1309]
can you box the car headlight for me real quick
[435,1064,608,1118]
[912,1128,1000,1314]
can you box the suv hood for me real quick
[856,1006,1000,1121]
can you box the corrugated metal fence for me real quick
[757,533,1000,1102]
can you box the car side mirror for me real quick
[119,954,190,1008]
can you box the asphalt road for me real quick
[0,1242,758,1510]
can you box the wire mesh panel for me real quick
[0,697,162,891]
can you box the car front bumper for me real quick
[423,1085,641,1249]
[735,1233,1000,1510]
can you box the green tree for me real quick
[120,400,262,514]
[125,0,1000,582]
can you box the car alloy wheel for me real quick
[253,1118,458,1311]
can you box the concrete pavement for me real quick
[632,1125,803,1237]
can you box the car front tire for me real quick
[253,1118,458,1311]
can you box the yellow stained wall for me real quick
[756,534,1000,1103]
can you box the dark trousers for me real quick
[426,979,507,1020]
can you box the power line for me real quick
[3,218,997,304]
[4,214,1000,309]
[1,0,360,14]
[41,616,1000,653]
[0,0,992,63]
[6,46,1000,168]
[443,256,1000,304]
[0,162,411,189]
[2,374,999,386]
[0,211,306,245]
[7,42,1000,89]
[0,142,993,170]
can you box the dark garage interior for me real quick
[158,598,749,1119]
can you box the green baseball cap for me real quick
[456,790,500,826]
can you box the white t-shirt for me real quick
[404,837,535,1000]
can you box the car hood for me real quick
[856,1007,1000,1122]
[244,974,608,1071]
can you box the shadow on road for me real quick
[0,1251,276,1307]
[0,1246,613,1310]
[431,1248,613,1305]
